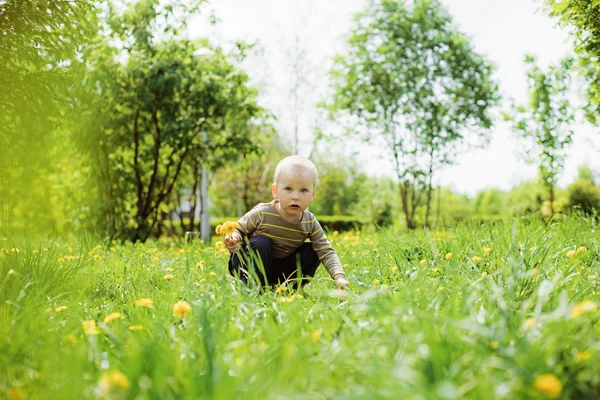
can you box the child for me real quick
[224,155,349,290]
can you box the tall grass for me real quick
[1,215,598,399]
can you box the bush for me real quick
[566,180,600,214]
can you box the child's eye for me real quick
[301,189,308,193]
[285,187,292,192]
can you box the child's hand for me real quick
[224,232,241,253]
[333,274,350,290]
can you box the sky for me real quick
[188,0,599,197]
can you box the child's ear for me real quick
[271,183,278,199]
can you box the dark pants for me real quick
[228,235,320,287]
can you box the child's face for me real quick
[272,167,316,221]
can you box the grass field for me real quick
[1,216,599,399]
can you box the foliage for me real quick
[326,0,499,229]
[566,179,600,214]
[544,0,600,122]
[0,0,98,235]
[2,217,599,398]
[74,0,264,241]
[505,56,575,216]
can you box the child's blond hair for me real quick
[273,155,319,187]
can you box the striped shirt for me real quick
[235,201,345,278]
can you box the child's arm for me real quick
[310,220,349,288]
[225,206,261,253]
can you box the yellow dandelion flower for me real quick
[55,305,68,312]
[216,221,239,236]
[533,374,562,398]
[135,298,153,308]
[8,388,26,400]
[567,250,576,258]
[372,279,380,285]
[312,330,320,342]
[481,271,488,278]
[276,285,288,293]
[152,256,159,263]
[391,266,398,272]
[98,370,130,395]
[433,268,441,274]
[110,247,117,253]
[577,246,587,254]
[196,260,205,270]
[172,300,192,318]
[445,252,452,261]
[164,274,174,280]
[209,271,217,277]
[524,318,536,329]
[419,259,426,267]
[576,350,591,362]
[164,267,173,272]
[571,300,598,318]
[128,325,143,331]
[82,320,99,336]
[483,246,492,254]
[438,286,445,292]
[490,341,499,350]
[472,256,482,263]
[103,312,122,324]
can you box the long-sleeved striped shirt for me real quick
[235,201,345,279]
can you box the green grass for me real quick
[1,216,599,399]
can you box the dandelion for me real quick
[438,286,445,292]
[524,318,536,329]
[576,350,591,362]
[571,300,598,318]
[372,279,380,285]
[567,250,576,258]
[533,374,562,398]
[391,266,398,272]
[195,260,205,270]
[152,256,159,263]
[312,330,320,342]
[490,341,499,350]
[172,300,192,318]
[577,246,587,254]
[276,285,288,293]
[128,325,143,331]
[481,271,488,278]
[472,256,482,263]
[164,274,174,280]
[164,267,173,272]
[209,271,217,277]
[82,320,99,336]
[419,259,426,267]
[215,221,239,236]
[55,305,68,312]
[135,298,153,308]
[103,312,123,324]
[110,247,117,253]
[483,246,492,254]
[8,388,25,400]
[445,252,452,261]
[98,370,130,396]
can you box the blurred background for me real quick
[1,0,599,241]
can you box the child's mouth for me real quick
[290,205,299,209]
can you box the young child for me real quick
[224,155,349,290]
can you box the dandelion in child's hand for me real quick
[533,374,562,398]
[216,221,239,236]
[172,300,192,318]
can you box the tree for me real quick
[326,0,498,229]
[0,0,97,235]
[505,56,575,217]
[75,0,264,241]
